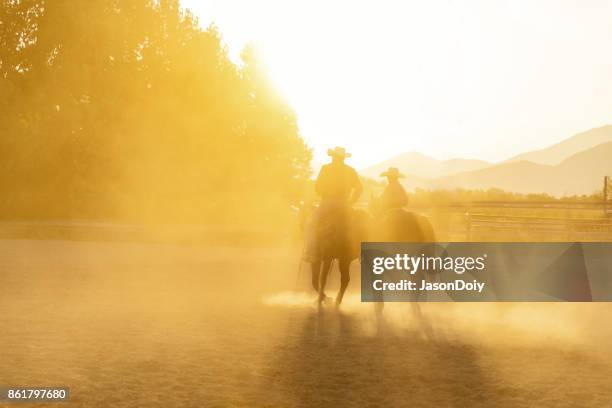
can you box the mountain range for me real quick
[504,125,612,165]
[358,125,612,196]
[361,152,491,179]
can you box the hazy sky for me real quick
[182,0,612,168]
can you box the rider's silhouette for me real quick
[379,167,408,211]
[312,146,362,305]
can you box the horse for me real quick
[300,203,436,307]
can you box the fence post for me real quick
[465,206,472,242]
[604,176,609,216]
[565,208,571,241]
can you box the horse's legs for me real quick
[335,259,351,306]
[310,261,321,292]
[318,259,333,303]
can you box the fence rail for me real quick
[399,201,612,241]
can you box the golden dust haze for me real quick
[2,1,612,407]
[1,0,310,224]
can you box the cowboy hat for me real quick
[380,167,405,178]
[327,146,351,158]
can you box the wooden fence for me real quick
[402,201,612,242]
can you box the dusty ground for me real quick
[1,239,612,407]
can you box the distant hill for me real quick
[361,152,491,180]
[432,142,612,196]
[505,125,612,165]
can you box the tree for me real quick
[0,0,312,224]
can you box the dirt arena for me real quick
[1,239,612,407]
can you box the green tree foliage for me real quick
[0,0,311,224]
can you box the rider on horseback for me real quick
[312,146,362,306]
[379,167,408,211]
